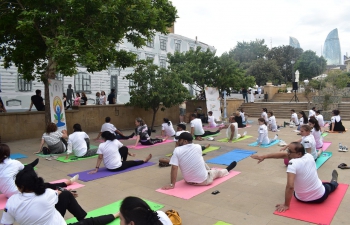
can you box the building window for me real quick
[0,74,2,92]
[56,73,63,81]
[74,72,91,94]
[129,80,135,92]
[159,58,166,68]
[146,39,154,48]
[18,75,32,92]
[111,75,118,93]
[175,42,181,52]
[160,39,167,51]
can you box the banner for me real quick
[49,79,67,131]
[204,87,221,121]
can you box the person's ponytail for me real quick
[15,167,46,196]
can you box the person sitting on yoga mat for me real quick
[308,117,323,149]
[133,118,165,147]
[190,113,221,141]
[95,117,135,141]
[35,123,68,155]
[261,108,268,123]
[308,106,316,119]
[161,132,237,190]
[297,111,308,131]
[117,196,172,225]
[234,111,246,128]
[89,131,152,173]
[240,108,249,124]
[256,118,278,147]
[284,109,299,127]
[280,125,321,160]
[329,109,346,132]
[251,142,339,212]
[207,111,219,128]
[222,116,247,142]
[315,110,325,127]
[65,124,97,160]
[161,118,176,138]
[268,111,278,132]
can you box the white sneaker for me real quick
[70,174,79,183]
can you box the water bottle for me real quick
[339,143,342,149]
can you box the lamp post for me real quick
[283,64,287,83]
[223,90,227,120]
[291,60,295,81]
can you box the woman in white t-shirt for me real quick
[295,124,320,160]
[329,109,346,132]
[89,131,152,173]
[161,118,176,137]
[268,111,278,132]
[118,196,173,225]
[36,123,68,155]
[207,111,218,127]
[308,117,323,149]
[297,111,308,130]
[100,91,107,105]
[315,110,325,127]
[261,108,268,123]
[308,107,316,119]
[256,118,278,147]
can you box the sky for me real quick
[170,0,350,59]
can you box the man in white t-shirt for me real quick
[190,114,221,141]
[66,123,97,159]
[94,117,134,140]
[290,109,299,126]
[161,132,237,190]
[251,142,339,212]
[309,107,316,119]
[223,116,247,142]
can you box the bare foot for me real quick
[162,136,168,141]
[205,144,210,149]
[144,154,152,163]
[113,212,120,218]
[196,137,203,141]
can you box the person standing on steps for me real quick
[66,84,75,110]
[241,87,248,103]
[108,89,116,104]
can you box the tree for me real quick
[324,70,350,95]
[266,45,303,83]
[294,50,327,80]
[246,59,282,86]
[0,0,177,125]
[125,61,191,131]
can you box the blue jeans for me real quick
[295,181,338,203]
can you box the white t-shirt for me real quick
[190,118,205,136]
[208,115,217,127]
[291,113,299,125]
[299,117,304,125]
[100,122,117,134]
[240,112,245,122]
[311,128,323,149]
[0,158,24,198]
[1,189,66,225]
[169,143,208,183]
[99,95,106,105]
[157,211,173,225]
[301,134,317,160]
[287,153,324,201]
[257,124,270,145]
[268,116,277,130]
[67,132,89,157]
[226,122,239,139]
[42,131,63,146]
[331,115,341,123]
[309,110,316,119]
[96,140,123,169]
[316,114,325,127]
[174,130,189,141]
[162,121,176,136]
[261,112,268,123]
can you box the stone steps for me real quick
[270,93,315,102]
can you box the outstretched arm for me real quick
[89,155,103,174]
[162,165,178,190]
[276,172,295,212]
[251,152,288,163]
[94,132,102,140]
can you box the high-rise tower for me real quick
[323,28,341,65]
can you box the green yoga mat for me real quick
[214,221,232,225]
[321,133,328,137]
[56,154,98,163]
[66,199,164,224]
[316,152,332,169]
[217,135,253,143]
[166,146,221,157]
[36,145,99,158]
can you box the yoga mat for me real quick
[127,139,173,150]
[56,154,98,163]
[248,139,280,148]
[316,152,332,169]
[206,149,257,166]
[156,170,240,199]
[324,123,330,127]
[166,146,221,157]
[50,179,85,190]
[10,153,27,159]
[36,145,98,158]
[320,142,332,151]
[217,135,253,143]
[238,125,251,129]
[322,132,328,137]
[95,139,104,143]
[203,124,225,129]
[65,199,164,224]
[214,221,232,225]
[274,183,348,225]
[68,162,156,182]
[203,133,221,138]
[0,194,6,210]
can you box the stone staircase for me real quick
[336,103,350,120]
[270,93,315,102]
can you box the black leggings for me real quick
[69,214,115,225]
[140,138,163,145]
[107,160,144,172]
[196,130,220,138]
[295,181,338,203]
[56,191,87,221]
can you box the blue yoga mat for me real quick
[248,139,280,148]
[316,152,332,169]
[206,149,257,166]
[10,153,28,159]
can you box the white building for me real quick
[0,32,215,111]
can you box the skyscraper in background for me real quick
[323,28,341,65]
[289,37,301,48]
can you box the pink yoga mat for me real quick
[50,179,85,190]
[324,123,330,128]
[128,139,173,150]
[320,142,332,151]
[156,170,240,199]
[274,183,348,225]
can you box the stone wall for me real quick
[263,85,280,100]
[0,104,179,142]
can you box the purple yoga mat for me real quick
[67,162,156,182]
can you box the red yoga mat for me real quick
[274,183,349,225]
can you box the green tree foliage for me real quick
[168,47,254,93]
[309,79,325,90]
[294,50,327,81]
[125,61,191,130]
[0,0,177,124]
[266,45,303,82]
[325,70,350,92]
[229,39,269,67]
[246,59,282,86]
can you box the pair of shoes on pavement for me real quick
[46,155,59,161]
[339,145,348,152]
[180,122,187,125]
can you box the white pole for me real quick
[223,90,227,119]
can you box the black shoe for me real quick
[226,161,237,172]
[27,158,39,168]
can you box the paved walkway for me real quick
[1,118,350,224]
